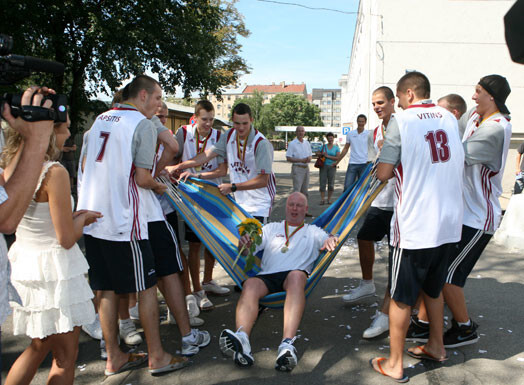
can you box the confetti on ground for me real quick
[331,315,335,318]
[480,333,486,336]
[224,299,229,302]
[346,325,351,330]
[339,324,345,328]
[213,357,217,360]
[352,316,357,319]
[315,309,320,313]
[453,351,458,355]
[379,347,383,350]
[354,348,359,351]
[370,302,378,308]
[508,330,513,333]
[478,315,484,318]
[304,338,309,341]
[77,364,86,369]
[479,350,487,354]
[324,318,329,321]
[344,334,351,339]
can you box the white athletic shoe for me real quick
[167,308,205,327]
[202,280,230,296]
[342,280,376,303]
[185,294,200,317]
[194,290,214,311]
[181,328,211,356]
[82,314,103,340]
[119,318,143,346]
[219,328,254,367]
[363,310,389,338]
[129,304,139,320]
[275,337,298,372]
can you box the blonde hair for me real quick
[0,124,60,169]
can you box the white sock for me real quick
[119,318,131,326]
[362,279,373,285]
[457,319,471,327]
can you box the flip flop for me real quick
[104,352,148,376]
[406,345,448,362]
[369,357,409,383]
[149,355,190,375]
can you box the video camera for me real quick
[0,34,67,123]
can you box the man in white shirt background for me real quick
[286,126,312,216]
[336,114,370,191]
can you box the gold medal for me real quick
[281,246,289,253]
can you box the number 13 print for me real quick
[425,130,450,163]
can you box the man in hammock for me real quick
[219,192,339,371]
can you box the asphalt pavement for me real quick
[2,151,524,385]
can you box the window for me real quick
[327,101,331,105]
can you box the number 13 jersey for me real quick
[388,103,465,249]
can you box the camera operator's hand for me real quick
[2,86,55,145]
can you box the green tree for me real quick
[1,0,249,134]
[260,93,322,137]
[232,90,266,133]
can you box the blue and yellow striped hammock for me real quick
[159,162,385,308]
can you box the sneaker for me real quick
[119,318,143,346]
[202,280,230,296]
[443,319,479,348]
[342,280,376,303]
[194,290,214,311]
[275,337,298,372]
[181,328,211,356]
[405,315,430,343]
[82,314,103,340]
[129,304,139,320]
[185,294,200,318]
[219,328,254,367]
[167,308,205,327]
[363,310,389,338]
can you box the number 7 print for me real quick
[96,132,110,162]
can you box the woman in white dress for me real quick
[1,115,101,385]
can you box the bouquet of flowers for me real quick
[233,218,263,272]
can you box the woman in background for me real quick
[317,132,340,205]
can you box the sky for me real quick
[232,0,359,92]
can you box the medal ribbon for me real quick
[236,134,246,162]
[478,110,499,126]
[195,129,211,154]
[284,221,305,247]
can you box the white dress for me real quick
[8,161,95,339]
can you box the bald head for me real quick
[286,192,308,225]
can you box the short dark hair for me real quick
[373,86,395,101]
[357,114,367,121]
[397,71,430,99]
[195,100,214,116]
[326,132,334,138]
[122,75,160,100]
[232,103,252,118]
[111,89,123,107]
[438,94,467,117]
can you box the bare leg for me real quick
[408,293,446,360]
[118,294,130,320]
[157,273,191,336]
[138,286,172,369]
[327,190,334,203]
[357,239,375,280]
[381,291,391,315]
[371,298,410,380]
[202,249,215,284]
[443,283,469,323]
[320,191,325,202]
[5,339,51,385]
[47,327,81,385]
[417,295,429,322]
[282,271,307,339]
[180,250,192,295]
[235,278,269,336]
[99,290,129,373]
[128,293,137,309]
[188,242,203,293]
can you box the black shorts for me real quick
[165,211,180,243]
[254,216,268,225]
[446,225,492,287]
[357,207,393,242]
[148,221,184,277]
[184,222,200,243]
[254,270,307,294]
[388,243,454,306]
[84,235,157,294]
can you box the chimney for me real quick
[280,81,285,88]
[272,82,275,85]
